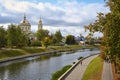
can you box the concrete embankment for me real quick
[58,54,99,80]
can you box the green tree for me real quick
[65,35,75,45]
[42,37,50,48]
[18,31,28,47]
[54,30,62,43]
[0,26,7,49]
[7,24,28,48]
[86,33,94,45]
[7,24,17,47]
[84,0,120,73]
[51,36,58,45]
[36,29,49,41]
[50,30,62,45]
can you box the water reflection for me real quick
[0,49,100,80]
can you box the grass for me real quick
[22,47,46,53]
[49,45,82,50]
[0,47,46,60]
[82,56,104,80]
[85,45,99,49]
[0,49,27,59]
[51,65,72,80]
[0,45,83,60]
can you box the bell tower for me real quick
[38,18,43,30]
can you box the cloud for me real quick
[0,0,109,36]
[31,25,88,37]
[0,0,31,13]
[0,0,109,25]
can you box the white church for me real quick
[19,14,43,40]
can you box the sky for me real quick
[0,0,109,37]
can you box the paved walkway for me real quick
[64,55,98,80]
[102,61,114,80]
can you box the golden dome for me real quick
[19,14,31,26]
[20,20,29,24]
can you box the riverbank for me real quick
[0,47,100,80]
[0,45,98,63]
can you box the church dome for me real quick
[20,19,29,24]
[19,14,31,26]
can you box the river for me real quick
[0,49,100,80]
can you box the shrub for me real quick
[51,65,72,80]
[78,56,83,60]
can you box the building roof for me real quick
[19,14,31,26]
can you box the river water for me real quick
[0,49,100,80]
